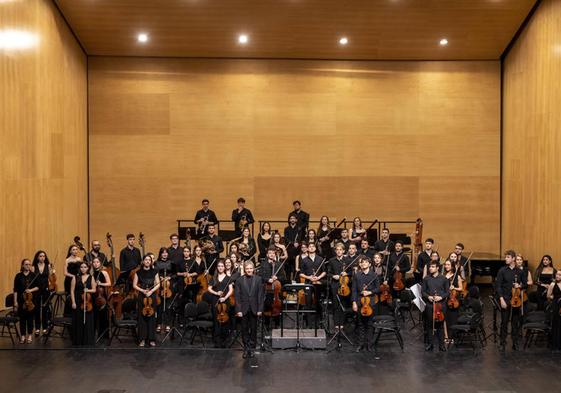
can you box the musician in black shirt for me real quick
[232,197,255,237]
[119,234,142,272]
[13,259,39,344]
[261,248,288,328]
[86,240,107,267]
[300,242,326,326]
[454,243,470,281]
[373,228,395,258]
[415,238,434,283]
[495,250,527,351]
[389,240,411,296]
[235,261,264,358]
[328,244,352,329]
[201,224,224,270]
[360,239,374,259]
[336,228,351,254]
[422,261,450,351]
[167,234,184,265]
[351,255,380,352]
[284,214,300,279]
[288,200,310,233]
[194,199,219,236]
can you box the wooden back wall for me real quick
[88,57,500,259]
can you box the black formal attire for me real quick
[351,269,380,347]
[184,259,206,303]
[92,269,109,338]
[167,245,184,266]
[235,274,265,352]
[14,272,39,336]
[328,256,352,326]
[119,246,142,272]
[238,237,257,262]
[32,262,51,330]
[194,208,219,236]
[550,283,561,350]
[457,254,470,281]
[388,251,411,297]
[373,239,394,260]
[261,258,287,327]
[64,260,81,316]
[495,265,528,347]
[360,247,374,260]
[336,238,351,254]
[535,269,556,310]
[415,250,432,283]
[288,209,310,233]
[422,274,450,348]
[155,259,174,327]
[85,251,108,266]
[300,254,326,318]
[257,233,272,260]
[284,224,301,279]
[317,227,334,259]
[444,273,461,338]
[209,274,233,347]
[232,207,255,237]
[71,275,95,346]
[136,268,158,343]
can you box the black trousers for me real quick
[500,305,521,345]
[424,304,445,347]
[34,292,50,330]
[241,311,258,350]
[18,307,35,335]
[356,313,374,346]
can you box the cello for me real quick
[106,233,124,318]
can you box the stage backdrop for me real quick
[0,0,88,297]
[88,57,500,259]
[502,0,561,270]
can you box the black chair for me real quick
[448,311,484,353]
[372,306,404,351]
[396,289,417,327]
[522,305,550,350]
[0,294,20,346]
[109,298,138,345]
[180,302,214,347]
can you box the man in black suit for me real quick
[235,261,264,358]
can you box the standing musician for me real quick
[261,247,288,328]
[86,240,108,267]
[64,244,82,316]
[422,260,449,352]
[257,222,273,260]
[317,216,334,259]
[349,217,367,246]
[13,259,39,344]
[32,250,52,335]
[546,270,561,350]
[351,255,380,352]
[328,244,352,331]
[534,255,556,311]
[91,257,111,340]
[178,247,202,304]
[373,228,395,260]
[495,250,528,351]
[284,214,301,279]
[207,259,234,348]
[346,243,360,269]
[235,261,264,359]
[442,259,463,343]
[237,227,257,263]
[119,234,142,293]
[70,261,97,346]
[294,243,309,274]
[454,243,470,281]
[155,247,173,333]
[167,233,184,266]
[415,238,434,282]
[299,242,327,327]
[305,228,319,252]
[373,252,393,315]
[288,200,310,234]
[232,197,255,237]
[133,254,160,347]
[270,232,288,261]
[194,198,219,236]
[359,238,374,260]
[201,224,224,269]
[388,240,411,297]
[336,228,351,254]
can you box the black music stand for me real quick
[327,293,354,353]
[257,315,273,353]
[281,283,317,351]
[161,292,183,343]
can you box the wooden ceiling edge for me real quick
[51,0,88,56]
[500,0,542,61]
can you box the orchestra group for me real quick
[11,199,561,356]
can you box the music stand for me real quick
[257,315,274,353]
[327,293,354,353]
[281,283,317,351]
[161,292,183,343]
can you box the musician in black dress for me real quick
[13,259,39,344]
[194,199,219,236]
[547,270,561,350]
[415,238,434,283]
[208,259,234,347]
[133,255,160,347]
[257,222,273,260]
[534,255,556,310]
[328,244,352,330]
[155,247,173,333]
[351,255,380,352]
[261,247,288,329]
[70,262,96,346]
[299,242,326,327]
[32,250,51,335]
[422,260,449,351]
[349,217,366,246]
[288,200,310,233]
[235,261,264,358]
[232,197,255,237]
[91,257,111,339]
[317,216,334,259]
[495,250,527,351]
[64,244,82,316]
[238,227,257,262]
[442,259,463,343]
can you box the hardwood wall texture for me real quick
[0,0,88,296]
[89,58,500,257]
[502,0,561,271]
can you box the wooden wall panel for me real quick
[89,57,500,258]
[0,0,88,296]
[502,0,561,271]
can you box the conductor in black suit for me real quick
[235,261,264,358]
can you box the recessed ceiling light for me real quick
[339,37,348,45]
[439,38,448,46]
[137,33,148,43]
[238,34,249,44]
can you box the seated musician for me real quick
[299,242,326,327]
[422,260,450,352]
[328,244,352,331]
[351,255,380,352]
[261,247,288,329]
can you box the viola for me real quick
[48,263,57,292]
[196,272,210,303]
[161,277,173,299]
[392,270,405,291]
[95,284,107,308]
[216,302,229,324]
[378,282,393,304]
[23,292,35,312]
[433,301,445,322]
[510,287,523,308]
[142,296,155,317]
[360,295,373,317]
[338,273,351,297]
[447,288,460,309]
[81,292,93,312]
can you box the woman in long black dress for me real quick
[534,255,556,310]
[257,222,272,261]
[155,247,173,333]
[207,259,234,347]
[133,255,160,347]
[32,250,52,335]
[443,259,463,343]
[70,261,96,346]
[547,270,561,350]
[13,259,39,344]
[64,244,82,316]
[317,216,333,259]
[91,257,111,340]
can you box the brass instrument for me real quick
[199,238,216,253]
[238,241,249,256]
[239,214,248,230]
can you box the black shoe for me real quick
[439,345,447,352]
[249,351,255,358]
[366,344,373,352]
[512,343,519,351]
[355,345,364,353]
[425,344,434,352]
[242,351,249,359]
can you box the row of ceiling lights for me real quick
[136,33,449,46]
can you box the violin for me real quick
[142,297,155,317]
[95,284,107,308]
[106,233,124,318]
[215,302,229,324]
[183,260,195,286]
[392,270,405,291]
[161,276,173,299]
[433,301,445,322]
[23,292,35,312]
[338,273,351,297]
[378,282,393,304]
[81,292,93,312]
[510,275,524,308]
[360,295,373,317]
[447,288,460,309]
[48,262,57,292]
